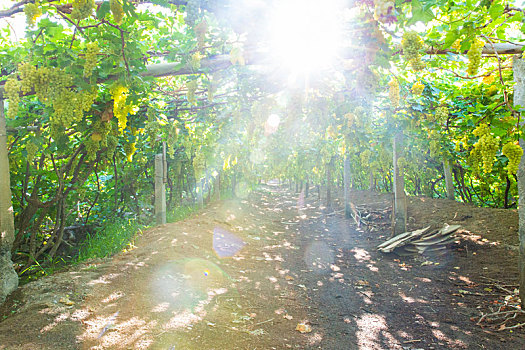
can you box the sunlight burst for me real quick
[268,0,343,75]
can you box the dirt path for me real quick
[1,183,524,349]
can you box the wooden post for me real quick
[305,176,309,198]
[0,98,18,303]
[392,131,407,236]
[155,154,166,225]
[513,56,525,308]
[197,178,204,207]
[344,153,352,219]
[443,159,455,201]
[326,157,333,209]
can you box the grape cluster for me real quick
[502,142,523,176]
[435,106,448,122]
[486,85,498,96]
[451,39,462,52]
[326,125,337,139]
[360,149,371,165]
[145,118,161,145]
[194,20,208,49]
[26,142,38,162]
[388,78,400,108]
[84,138,100,161]
[110,83,135,132]
[186,80,198,105]
[467,38,485,76]
[402,31,425,71]
[24,3,42,26]
[411,81,424,95]
[470,124,499,173]
[124,142,137,162]
[110,0,124,25]
[190,52,202,70]
[83,42,99,78]
[374,0,396,23]
[345,112,356,128]
[106,135,118,158]
[6,62,95,128]
[52,88,97,128]
[473,123,490,137]
[4,77,22,118]
[71,0,95,21]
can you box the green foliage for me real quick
[77,218,145,261]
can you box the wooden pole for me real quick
[513,56,525,308]
[443,159,455,201]
[344,153,352,219]
[326,158,333,209]
[392,131,407,236]
[0,98,18,303]
[154,154,166,225]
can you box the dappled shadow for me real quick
[1,184,524,349]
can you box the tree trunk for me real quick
[392,131,407,236]
[344,153,352,219]
[443,159,455,201]
[0,98,18,304]
[369,169,375,191]
[513,56,525,308]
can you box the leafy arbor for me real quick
[1,0,525,307]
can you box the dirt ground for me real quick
[0,183,524,349]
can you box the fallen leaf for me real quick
[296,323,312,333]
[330,264,341,272]
[59,297,75,306]
[356,280,369,286]
[285,275,294,281]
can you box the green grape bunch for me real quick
[388,78,400,108]
[186,80,198,105]
[467,38,485,76]
[83,42,99,78]
[26,142,39,162]
[411,81,424,95]
[435,106,448,123]
[110,0,124,25]
[360,149,372,165]
[4,77,22,118]
[470,125,499,174]
[23,3,42,26]
[71,0,95,21]
[429,139,440,158]
[402,31,425,71]
[502,142,523,176]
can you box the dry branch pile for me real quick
[351,204,391,231]
[377,224,461,256]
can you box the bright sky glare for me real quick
[267,0,343,76]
